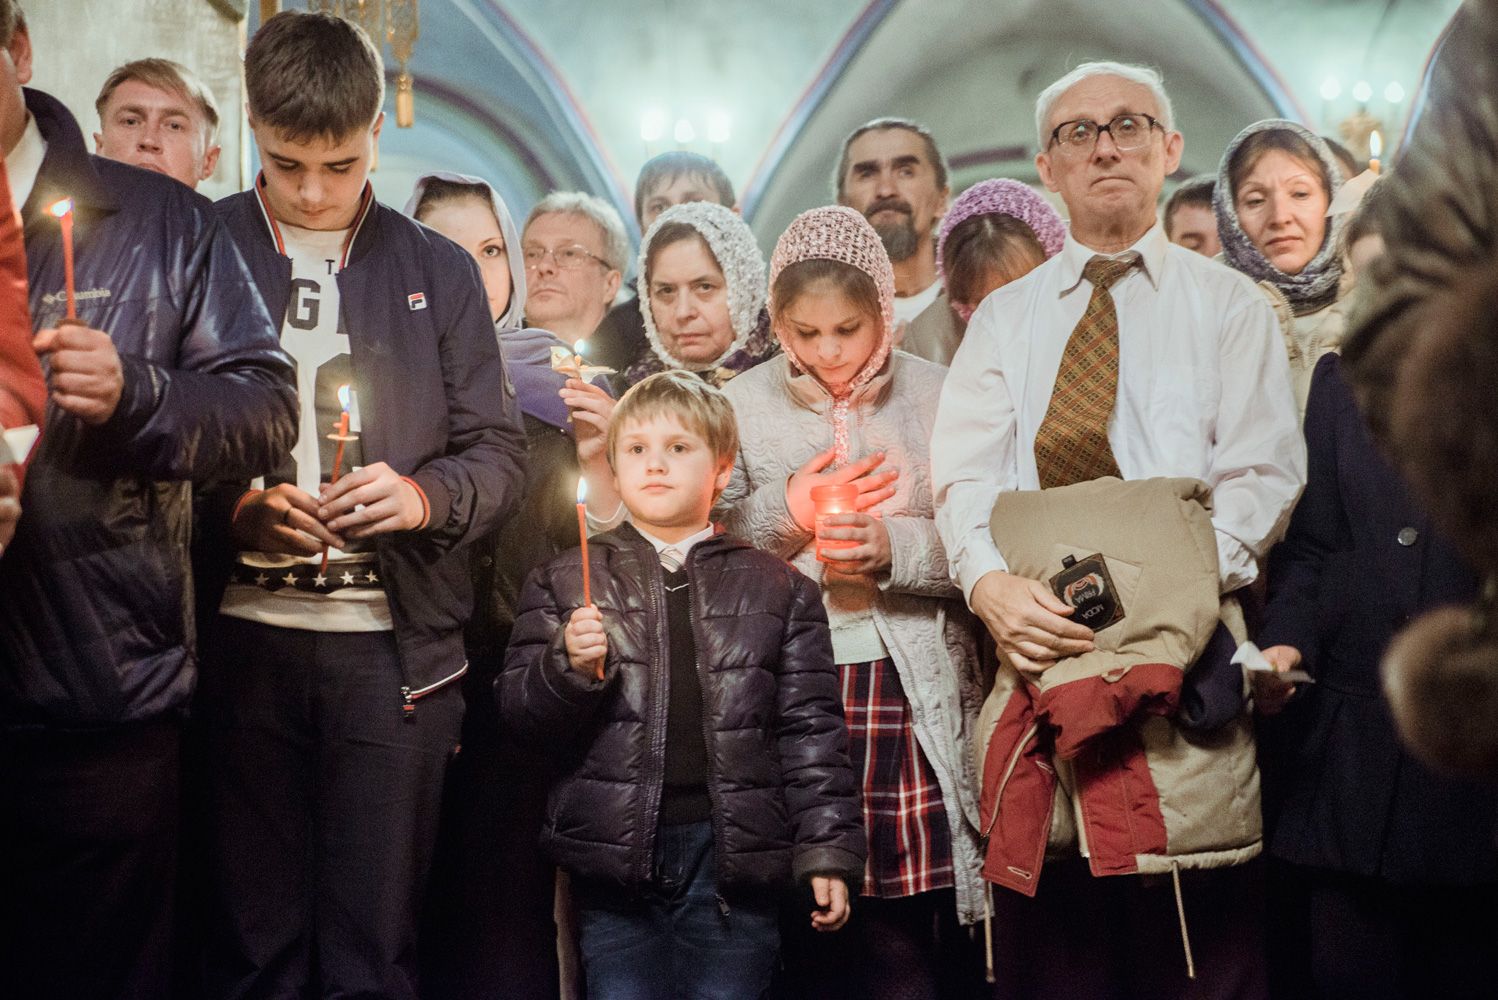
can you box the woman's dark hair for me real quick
[1228,130,1334,204]
[643,222,720,283]
[770,259,881,327]
[411,177,495,225]
[941,214,1047,309]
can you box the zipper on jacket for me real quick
[640,546,672,886]
[685,549,731,917]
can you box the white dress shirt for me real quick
[6,113,47,209]
[892,278,941,325]
[635,523,716,569]
[932,223,1305,600]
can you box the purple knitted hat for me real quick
[936,179,1067,289]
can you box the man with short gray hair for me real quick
[521,191,628,354]
[934,61,1302,999]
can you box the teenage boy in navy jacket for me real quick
[197,12,526,999]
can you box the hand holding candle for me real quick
[574,475,603,679]
[785,448,900,535]
[47,199,76,321]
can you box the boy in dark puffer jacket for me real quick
[501,371,864,998]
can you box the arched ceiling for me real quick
[251,0,1458,252]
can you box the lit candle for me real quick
[576,476,600,679]
[47,199,76,320]
[320,384,357,574]
[1368,130,1383,175]
[572,338,589,372]
[810,483,859,563]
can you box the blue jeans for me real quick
[574,820,780,1000]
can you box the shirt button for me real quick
[1397,527,1419,547]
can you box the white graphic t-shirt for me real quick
[220,221,394,632]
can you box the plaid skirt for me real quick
[838,656,955,898]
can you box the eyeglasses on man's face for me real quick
[521,244,611,271]
[1048,113,1164,155]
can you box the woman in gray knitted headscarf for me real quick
[1214,120,1350,416]
[623,201,777,387]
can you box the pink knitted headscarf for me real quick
[936,178,1067,320]
[768,205,896,466]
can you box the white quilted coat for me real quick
[716,350,989,924]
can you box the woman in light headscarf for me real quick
[622,200,777,388]
[1215,120,1350,417]
[407,173,610,998]
[716,206,988,999]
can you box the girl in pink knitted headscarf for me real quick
[715,206,988,994]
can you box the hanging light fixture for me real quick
[306,0,420,128]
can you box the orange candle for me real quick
[811,483,860,562]
[1369,130,1383,175]
[47,200,76,320]
[576,476,600,679]
[320,385,356,574]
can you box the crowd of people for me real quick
[0,5,1493,1000]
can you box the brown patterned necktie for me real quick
[1033,254,1139,489]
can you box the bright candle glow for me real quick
[1384,81,1406,103]
[640,109,667,143]
[1319,77,1341,101]
[1369,130,1383,158]
[337,383,352,411]
[673,118,696,144]
[1352,80,1373,103]
[573,338,588,356]
[576,476,588,504]
[706,111,731,145]
[48,198,73,218]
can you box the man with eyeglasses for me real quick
[933,61,1303,999]
[520,191,629,363]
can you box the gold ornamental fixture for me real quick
[306,1,420,128]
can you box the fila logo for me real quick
[408,292,427,311]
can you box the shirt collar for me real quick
[6,113,46,211]
[635,523,716,560]
[1057,221,1167,295]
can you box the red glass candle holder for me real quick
[811,483,859,563]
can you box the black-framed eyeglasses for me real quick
[521,244,611,271]
[1048,113,1163,155]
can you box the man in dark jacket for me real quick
[0,5,298,998]
[195,13,526,1000]
[502,371,863,999]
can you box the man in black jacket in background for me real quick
[0,4,298,999]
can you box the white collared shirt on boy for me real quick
[932,222,1306,601]
[635,523,715,572]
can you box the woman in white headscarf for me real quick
[622,201,778,388]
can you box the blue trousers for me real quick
[574,820,780,1000]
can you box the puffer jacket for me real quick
[716,351,990,925]
[499,522,865,893]
[0,89,296,730]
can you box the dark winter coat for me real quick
[0,89,296,730]
[500,522,865,894]
[1258,354,1497,885]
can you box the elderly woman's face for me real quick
[1234,148,1330,275]
[647,236,735,368]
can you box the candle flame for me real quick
[573,338,588,356]
[48,198,73,218]
[1369,130,1383,158]
[337,383,352,412]
[576,476,588,504]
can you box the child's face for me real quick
[778,285,882,395]
[611,413,731,541]
[252,114,382,231]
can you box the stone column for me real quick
[25,0,247,200]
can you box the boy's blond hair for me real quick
[606,371,738,471]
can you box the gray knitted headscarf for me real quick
[1214,119,1346,316]
[636,201,767,372]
